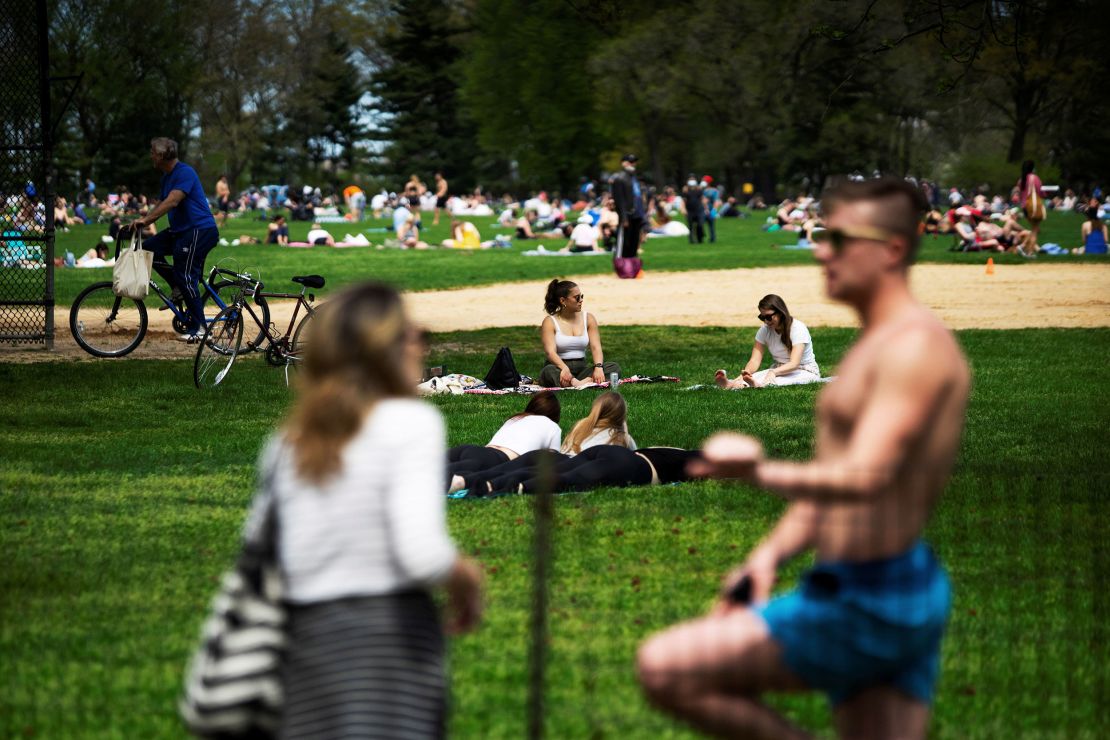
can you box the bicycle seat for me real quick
[291,274,325,289]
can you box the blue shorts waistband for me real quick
[808,540,939,590]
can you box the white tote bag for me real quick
[112,230,153,299]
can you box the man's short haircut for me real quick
[822,176,928,264]
[150,137,178,161]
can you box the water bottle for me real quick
[609,371,619,388]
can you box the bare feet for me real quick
[714,369,730,389]
[741,370,760,388]
[448,474,466,494]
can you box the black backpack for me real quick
[484,346,522,390]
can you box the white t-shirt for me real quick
[755,319,817,367]
[393,206,413,234]
[253,399,457,604]
[568,427,637,455]
[570,223,597,247]
[487,415,562,455]
[306,228,330,243]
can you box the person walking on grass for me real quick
[638,177,970,740]
[132,137,219,342]
[248,282,483,737]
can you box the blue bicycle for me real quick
[69,233,270,358]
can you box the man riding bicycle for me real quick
[132,137,219,341]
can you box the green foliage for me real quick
[1,326,1108,737]
[460,0,612,190]
[369,0,480,188]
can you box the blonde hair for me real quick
[284,282,413,483]
[561,392,629,454]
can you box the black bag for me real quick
[484,346,522,390]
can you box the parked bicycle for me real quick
[69,232,270,358]
[194,273,324,389]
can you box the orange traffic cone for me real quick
[985,257,995,275]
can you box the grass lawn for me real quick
[48,209,1100,305]
[2,326,1107,738]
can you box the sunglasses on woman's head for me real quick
[811,225,898,253]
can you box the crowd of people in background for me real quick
[5,161,1110,271]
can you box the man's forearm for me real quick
[752,501,817,563]
[756,460,890,501]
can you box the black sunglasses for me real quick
[756,312,777,323]
[570,294,584,302]
[811,225,897,253]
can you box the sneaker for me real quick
[176,329,204,343]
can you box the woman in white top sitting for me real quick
[560,214,600,252]
[452,392,636,497]
[246,282,482,736]
[715,294,822,389]
[447,391,562,481]
[539,278,621,387]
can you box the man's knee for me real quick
[636,634,684,709]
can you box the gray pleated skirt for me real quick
[280,591,446,739]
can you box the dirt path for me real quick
[6,263,1108,362]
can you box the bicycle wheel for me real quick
[203,280,270,351]
[70,281,148,357]
[286,307,316,376]
[194,305,244,388]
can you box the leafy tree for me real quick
[370,0,479,189]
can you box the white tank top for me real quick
[548,311,589,359]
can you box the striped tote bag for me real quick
[180,489,286,737]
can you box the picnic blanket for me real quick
[521,246,610,257]
[463,375,681,395]
[284,241,372,248]
[681,376,837,391]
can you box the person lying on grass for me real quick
[448,391,634,495]
[458,444,704,497]
[446,391,562,482]
[539,279,621,387]
[716,294,821,389]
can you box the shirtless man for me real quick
[433,171,449,225]
[637,177,970,740]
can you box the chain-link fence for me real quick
[0,0,54,347]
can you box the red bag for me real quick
[614,256,642,279]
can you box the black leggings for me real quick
[447,445,510,479]
[467,446,652,496]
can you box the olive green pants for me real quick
[539,358,621,387]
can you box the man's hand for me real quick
[444,557,484,635]
[687,432,763,481]
[712,549,778,614]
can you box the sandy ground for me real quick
[5,263,1108,362]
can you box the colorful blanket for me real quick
[463,375,681,395]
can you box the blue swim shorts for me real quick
[755,540,951,706]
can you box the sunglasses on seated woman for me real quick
[811,225,899,253]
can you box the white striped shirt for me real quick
[251,399,457,604]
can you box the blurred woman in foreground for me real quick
[249,281,482,738]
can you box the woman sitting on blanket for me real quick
[448,392,636,495]
[539,279,621,387]
[442,219,482,249]
[560,215,600,253]
[447,392,562,480]
[267,215,289,246]
[715,294,822,389]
